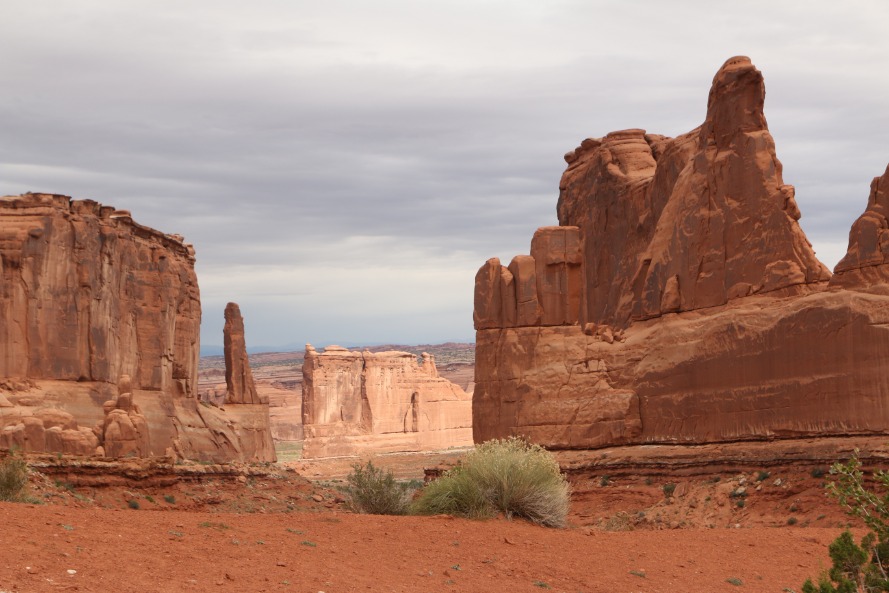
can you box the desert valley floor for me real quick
[2,436,884,593]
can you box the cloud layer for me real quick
[3,0,888,349]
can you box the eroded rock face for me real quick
[224,303,260,405]
[301,344,472,458]
[474,57,889,449]
[832,164,889,288]
[0,194,274,461]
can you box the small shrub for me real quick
[756,471,771,482]
[127,499,140,510]
[736,499,746,508]
[0,452,28,502]
[811,467,827,479]
[411,437,570,527]
[726,577,743,586]
[164,494,176,504]
[787,516,798,526]
[663,483,676,498]
[801,450,889,592]
[599,475,610,487]
[345,461,411,515]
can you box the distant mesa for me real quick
[0,193,274,462]
[301,344,473,458]
[474,56,889,449]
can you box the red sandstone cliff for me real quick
[474,57,889,449]
[301,345,472,458]
[0,194,275,462]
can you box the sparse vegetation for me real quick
[757,471,771,482]
[787,516,798,526]
[164,494,176,504]
[0,452,28,502]
[411,437,570,528]
[812,467,827,479]
[344,461,412,516]
[663,483,676,498]
[727,577,743,586]
[127,499,140,510]
[802,450,889,592]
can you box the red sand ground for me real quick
[0,503,840,593]
[6,438,887,593]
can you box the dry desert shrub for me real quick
[0,451,29,502]
[412,437,570,528]
[345,461,412,516]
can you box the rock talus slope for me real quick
[302,345,472,458]
[0,194,274,461]
[474,57,889,448]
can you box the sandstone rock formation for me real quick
[224,302,261,405]
[302,345,473,458]
[474,57,889,449]
[832,164,889,289]
[0,193,275,461]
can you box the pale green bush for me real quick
[412,437,570,527]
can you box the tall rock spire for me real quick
[223,302,260,405]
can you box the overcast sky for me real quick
[3,1,888,352]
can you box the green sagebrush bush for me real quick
[802,450,889,593]
[0,451,29,502]
[345,461,411,516]
[412,437,570,528]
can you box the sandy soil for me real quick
[5,437,885,593]
[0,502,840,593]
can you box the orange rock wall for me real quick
[301,345,472,458]
[473,57,889,449]
[0,194,200,391]
[0,194,275,462]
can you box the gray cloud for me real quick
[2,0,888,349]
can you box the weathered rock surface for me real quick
[832,164,889,288]
[0,194,274,461]
[474,57,889,449]
[302,345,472,458]
[224,302,261,405]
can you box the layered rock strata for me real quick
[0,193,274,461]
[301,345,472,458]
[474,57,889,449]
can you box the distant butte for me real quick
[301,344,473,458]
[474,56,889,448]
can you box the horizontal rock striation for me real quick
[474,57,889,449]
[302,345,472,458]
